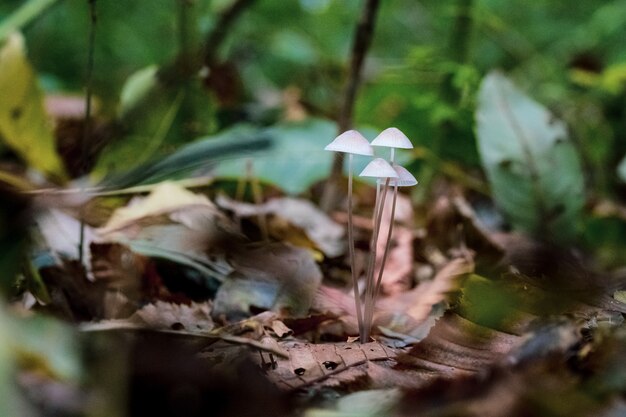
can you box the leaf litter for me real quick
[15,172,626,416]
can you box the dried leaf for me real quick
[314,257,474,344]
[256,341,397,391]
[97,182,237,279]
[402,312,520,376]
[214,242,322,319]
[132,301,214,333]
[217,195,345,257]
[271,320,293,338]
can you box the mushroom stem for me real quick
[373,182,398,300]
[347,153,364,335]
[361,177,390,343]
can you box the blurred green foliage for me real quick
[0,0,623,254]
[0,2,625,415]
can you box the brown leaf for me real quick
[132,301,215,332]
[401,312,520,376]
[214,242,323,319]
[217,195,345,257]
[97,182,241,260]
[256,341,397,391]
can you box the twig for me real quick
[78,0,97,264]
[320,0,382,212]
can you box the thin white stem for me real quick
[374,183,398,299]
[362,177,389,342]
[347,154,364,337]
[390,148,395,164]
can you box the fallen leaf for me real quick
[97,182,238,280]
[132,300,214,332]
[313,257,474,345]
[213,242,323,319]
[217,195,345,257]
[256,341,397,391]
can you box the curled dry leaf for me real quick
[217,195,345,257]
[401,312,521,377]
[313,257,474,344]
[375,257,475,345]
[97,182,241,267]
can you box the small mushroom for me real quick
[370,127,413,163]
[325,130,373,335]
[364,128,416,342]
[368,164,418,331]
[358,158,398,342]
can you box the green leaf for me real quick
[118,65,159,116]
[475,71,584,241]
[0,0,60,43]
[99,127,274,190]
[0,33,67,181]
[215,119,410,195]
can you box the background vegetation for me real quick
[1,0,626,416]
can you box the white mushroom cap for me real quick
[370,127,413,149]
[324,130,373,156]
[359,158,399,178]
[378,164,418,186]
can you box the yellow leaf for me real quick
[0,33,67,181]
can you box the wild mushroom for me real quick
[358,157,398,342]
[370,127,413,164]
[325,130,373,335]
[362,164,418,336]
[363,128,415,341]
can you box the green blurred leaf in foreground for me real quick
[475,71,584,242]
[0,33,67,181]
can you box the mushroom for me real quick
[370,127,413,164]
[358,157,398,342]
[362,164,418,336]
[364,128,416,341]
[325,130,373,335]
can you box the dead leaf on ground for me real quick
[312,257,474,345]
[214,242,323,319]
[256,340,398,391]
[97,182,241,266]
[217,195,345,257]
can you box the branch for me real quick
[320,0,381,212]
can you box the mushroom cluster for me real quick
[325,128,418,343]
